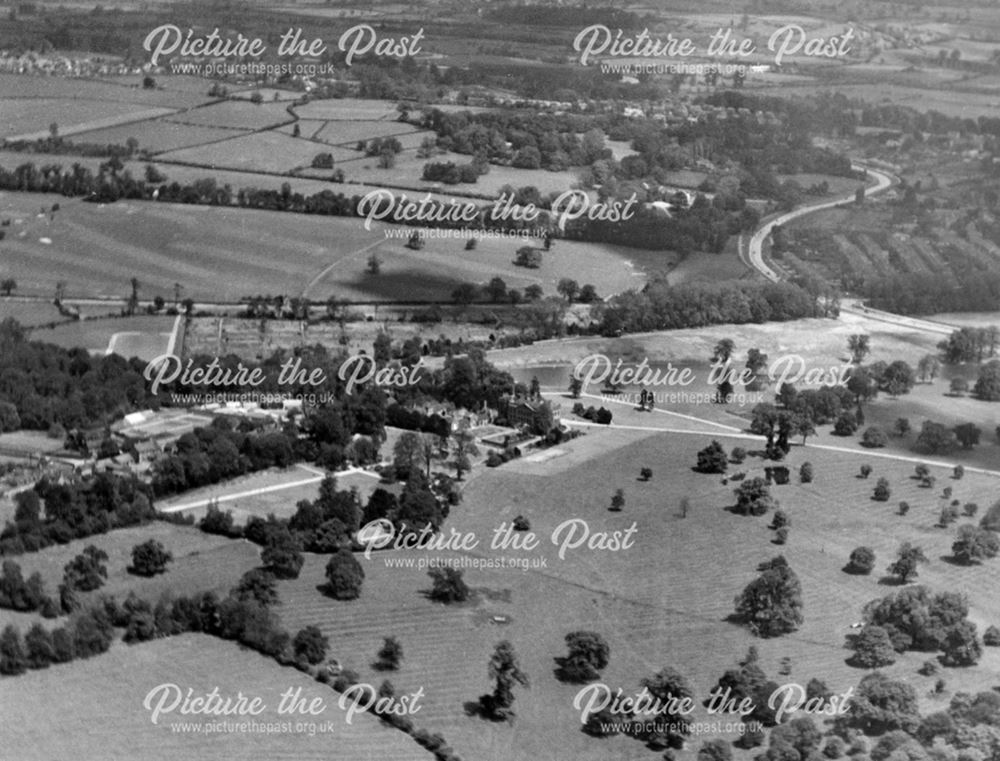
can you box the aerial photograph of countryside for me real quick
[1,0,1000,759]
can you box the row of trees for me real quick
[598,279,824,336]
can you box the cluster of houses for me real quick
[0,50,144,77]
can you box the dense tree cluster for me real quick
[151,422,300,498]
[863,586,982,666]
[599,279,822,336]
[0,319,154,430]
[1,475,155,556]
[937,327,999,364]
[0,560,57,616]
[860,270,1000,316]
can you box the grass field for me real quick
[293,99,401,121]
[5,633,431,761]
[28,315,176,358]
[74,118,251,154]
[264,425,1000,761]
[0,299,64,327]
[0,98,176,141]
[0,194,642,303]
[165,100,294,131]
[158,131,324,173]
[0,74,213,110]
[339,149,583,199]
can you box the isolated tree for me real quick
[848,334,871,364]
[126,276,140,316]
[293,625,329,665]
[950,377,969,396]
[846,546,876,575]
[712,338,736,365]
[983,625,1000,646]
[428,567,469,603]
[862,426,888,448]
[733,557,803,637]
[915,421,958,455]
[481,640,529,721]
[916,355,940,383]
[879,361,916,398]
[556,278,579,302]
[640,666,695,748]
[558,631,610,683]
[734,477,777,517]
[952,525,1000,565]
[696,440,728,473]
[834,411,859,437]
[568,375,583,398]
[799,462,813,484]
[0,279,15,296]
[887,543,927,583]
[973,361,1000,401]
[129,539,172,576]
[376,636,403,670]
[640,467,653,481]
[953,423,981,449]
[894,418,911,437]
[851,625,897,668]
[610,489,625,512]
[940,620,982,667]
[873,477,891,502]
[325,549,364,600]
[366,253,382,275]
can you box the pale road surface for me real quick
[745,163,895,283]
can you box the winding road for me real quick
[740,163,967,337]
[744,163,895,283]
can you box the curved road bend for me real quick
[745,163,894,283]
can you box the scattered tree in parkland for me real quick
[845,547,876,575]
[325,549,364,600]
[609,489,625,512]
[873,477,891,502]
[951,525,1000,565]
[733,478,777,517]
[849,624,897,668]
[983,625,1000,646]
[799,462,813,484]
[129,539,172,577]
[293,625,329,665]
[696,440,728,473]
[733,556,803,637]
[376,636,403,670]
[479,640,529,721]
[887,543,928,583]
[859,464,873,479]
[861,426,888,448]
[428,567,470,603]
[557,631,610,683]
[63,546,109,592]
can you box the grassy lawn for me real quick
[5,633,431,761]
